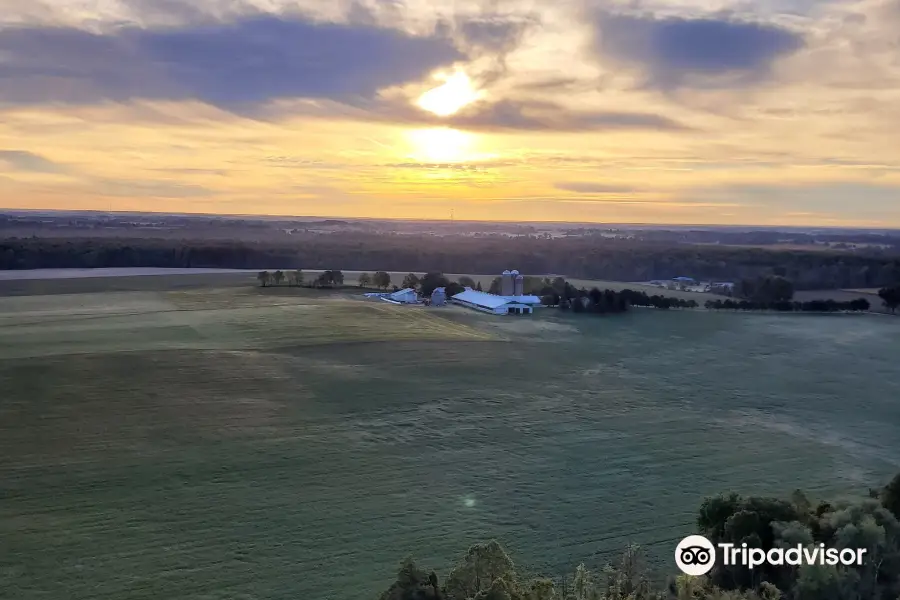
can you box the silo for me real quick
[514,274,524,296]
[501,270,514,296]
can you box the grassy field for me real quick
[2,279,900,599]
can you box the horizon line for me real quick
[2,207,899,232]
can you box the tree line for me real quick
[704,298,872,312]
[3,235,899,291]
[378,472,900,600]
[253,271,888,315]
[256,269,345,288]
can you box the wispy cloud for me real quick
[0,150,64,173]
[555,182,635,194]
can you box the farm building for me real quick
[431,287,447,306]
[450,270,542,315]
[389,288,418,304]
[451,289,541,315]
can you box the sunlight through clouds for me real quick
[416,70,485,116]
[0,0,898,225]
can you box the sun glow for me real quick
[406,127,474,163]
[416,70,484,116]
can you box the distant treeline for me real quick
[705,298,871,312]
[2,235,900,290]
[537,280,875,314]
[541,284,699,312]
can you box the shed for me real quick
[389,288,418,304]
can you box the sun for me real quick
[406,127,474,163]
[416,70,484,117]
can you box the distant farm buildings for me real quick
[450,270,542,315]
[389,288,418,304]
[363,269,543,315]
[364,287,418,304]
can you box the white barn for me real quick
[451,288,542,315]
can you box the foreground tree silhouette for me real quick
[377,471,900,600]
[359,272,372,288]
[272,270,285,286]
[883,472,900,519]
[444,540,516,600]
[257,271,270,287]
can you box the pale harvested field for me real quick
[2,281,900,599]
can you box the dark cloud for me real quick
[555,182,634,194]
[591,11,804,89]
[0,15,464,109]
[0,150,64,173]
[514,77,584,91]
[375,98,690,132]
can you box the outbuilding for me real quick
[451,289,542,315]
[388,288,418,304]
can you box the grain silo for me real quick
[514,273,525,296]
[501,270,514,296]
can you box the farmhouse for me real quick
[450,270,542,315]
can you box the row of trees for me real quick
[538,280,700,313]
[705,298,872,312]
[256,269,345,288]
[359,271,393,290]
[378,472,900,600]
[3,235,899,290]
[256,269,305,287]
[254,270,893,316]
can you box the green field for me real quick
[2,278,900,599]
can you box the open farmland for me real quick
[2,279,900,599]
[296,270,732,303]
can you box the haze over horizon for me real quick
[1,0,899,227]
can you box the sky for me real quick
[0,0,899,226]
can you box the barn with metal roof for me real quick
[451,288,542,315]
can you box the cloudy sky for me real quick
[1,0,899,226]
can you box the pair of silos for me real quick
[500,270,524,296]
